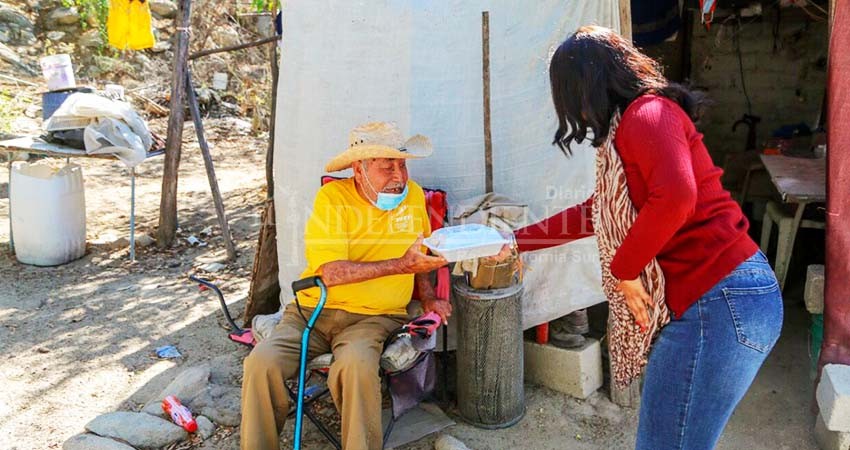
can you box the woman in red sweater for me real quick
[513,26,783,449]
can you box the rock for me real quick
[434,434,472,450]
[221,117,253,135]
[211,26,241,48]
[0,5,31,29]
[194,385,242,427]
[202,262,226,273]
[0,4,36,46]
[47,7,80,26]
[77,29,103,48]
[38,0,64,9]
[63,433,136,450]
[805,264,825,314]
[149,0,178,19]
[135,233,155,248]
[142,364,211,417]
[196,416,215,440]
[209,353,244,385]
[85,411,187,449]
[0,41,37,75]
[194,87,218,108]
[151,40,172,53]
[93,231,130,251]
[46,31,65,41]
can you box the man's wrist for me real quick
[393,257,411,275]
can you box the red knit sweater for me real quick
[515,95,758,318]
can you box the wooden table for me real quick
[759,154,826,288]
[760,154,826,203]
[0,136,164,261]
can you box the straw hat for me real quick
[325,122,433,172]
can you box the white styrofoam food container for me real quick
[423,224,508,262]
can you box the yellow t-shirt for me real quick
[296,178,431,315]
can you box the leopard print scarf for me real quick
[592,113,671,388]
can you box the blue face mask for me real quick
[362,170,408,211]
[374,184,409,211]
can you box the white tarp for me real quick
[274,0,620,328]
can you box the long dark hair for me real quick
[549,25,704,155]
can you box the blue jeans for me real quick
[635,251,783,450]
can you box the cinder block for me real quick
[815,412,850,450]
[817,364,850,432]
[524,338,602,400]
[805,265,825,314]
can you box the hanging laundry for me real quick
[631,0,680,47]
[107,0,156,51]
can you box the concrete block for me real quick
[814,412,850,450]
[524,338,602,400]
[817,364,850,432]
[805,264,825,314]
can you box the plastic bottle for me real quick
[161,395,198,433]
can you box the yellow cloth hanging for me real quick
[107,0,156,50]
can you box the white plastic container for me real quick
[39,54,76,91]
[11,161,86,266]
[423,224,508,262]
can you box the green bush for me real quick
[251,0,275,12]
[62,0,109,41]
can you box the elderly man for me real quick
[241,122,450,450]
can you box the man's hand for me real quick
[421,297,452,325]
[616,277,653,331]
[399,236,447,274]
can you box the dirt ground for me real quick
[0,114,823,449]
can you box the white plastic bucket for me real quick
[39,54,76,91]
[11,161,86,266]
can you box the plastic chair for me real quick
[760,200,825,290]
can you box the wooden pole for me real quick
[266,36,279,198]
[482,11,493,194]
[245,9,282,325]
[186,70,238,261]
[188,35,279,61]
[619,0,633,41]
[158,0,192,248]
[829,0,836,36]
[609,0,642,409]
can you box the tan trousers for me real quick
[240,303,407,450]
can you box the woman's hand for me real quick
[482,243,513,264]
[481,231,516,264]
[616,277,654,331]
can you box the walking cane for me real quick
[290,275,328,450]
